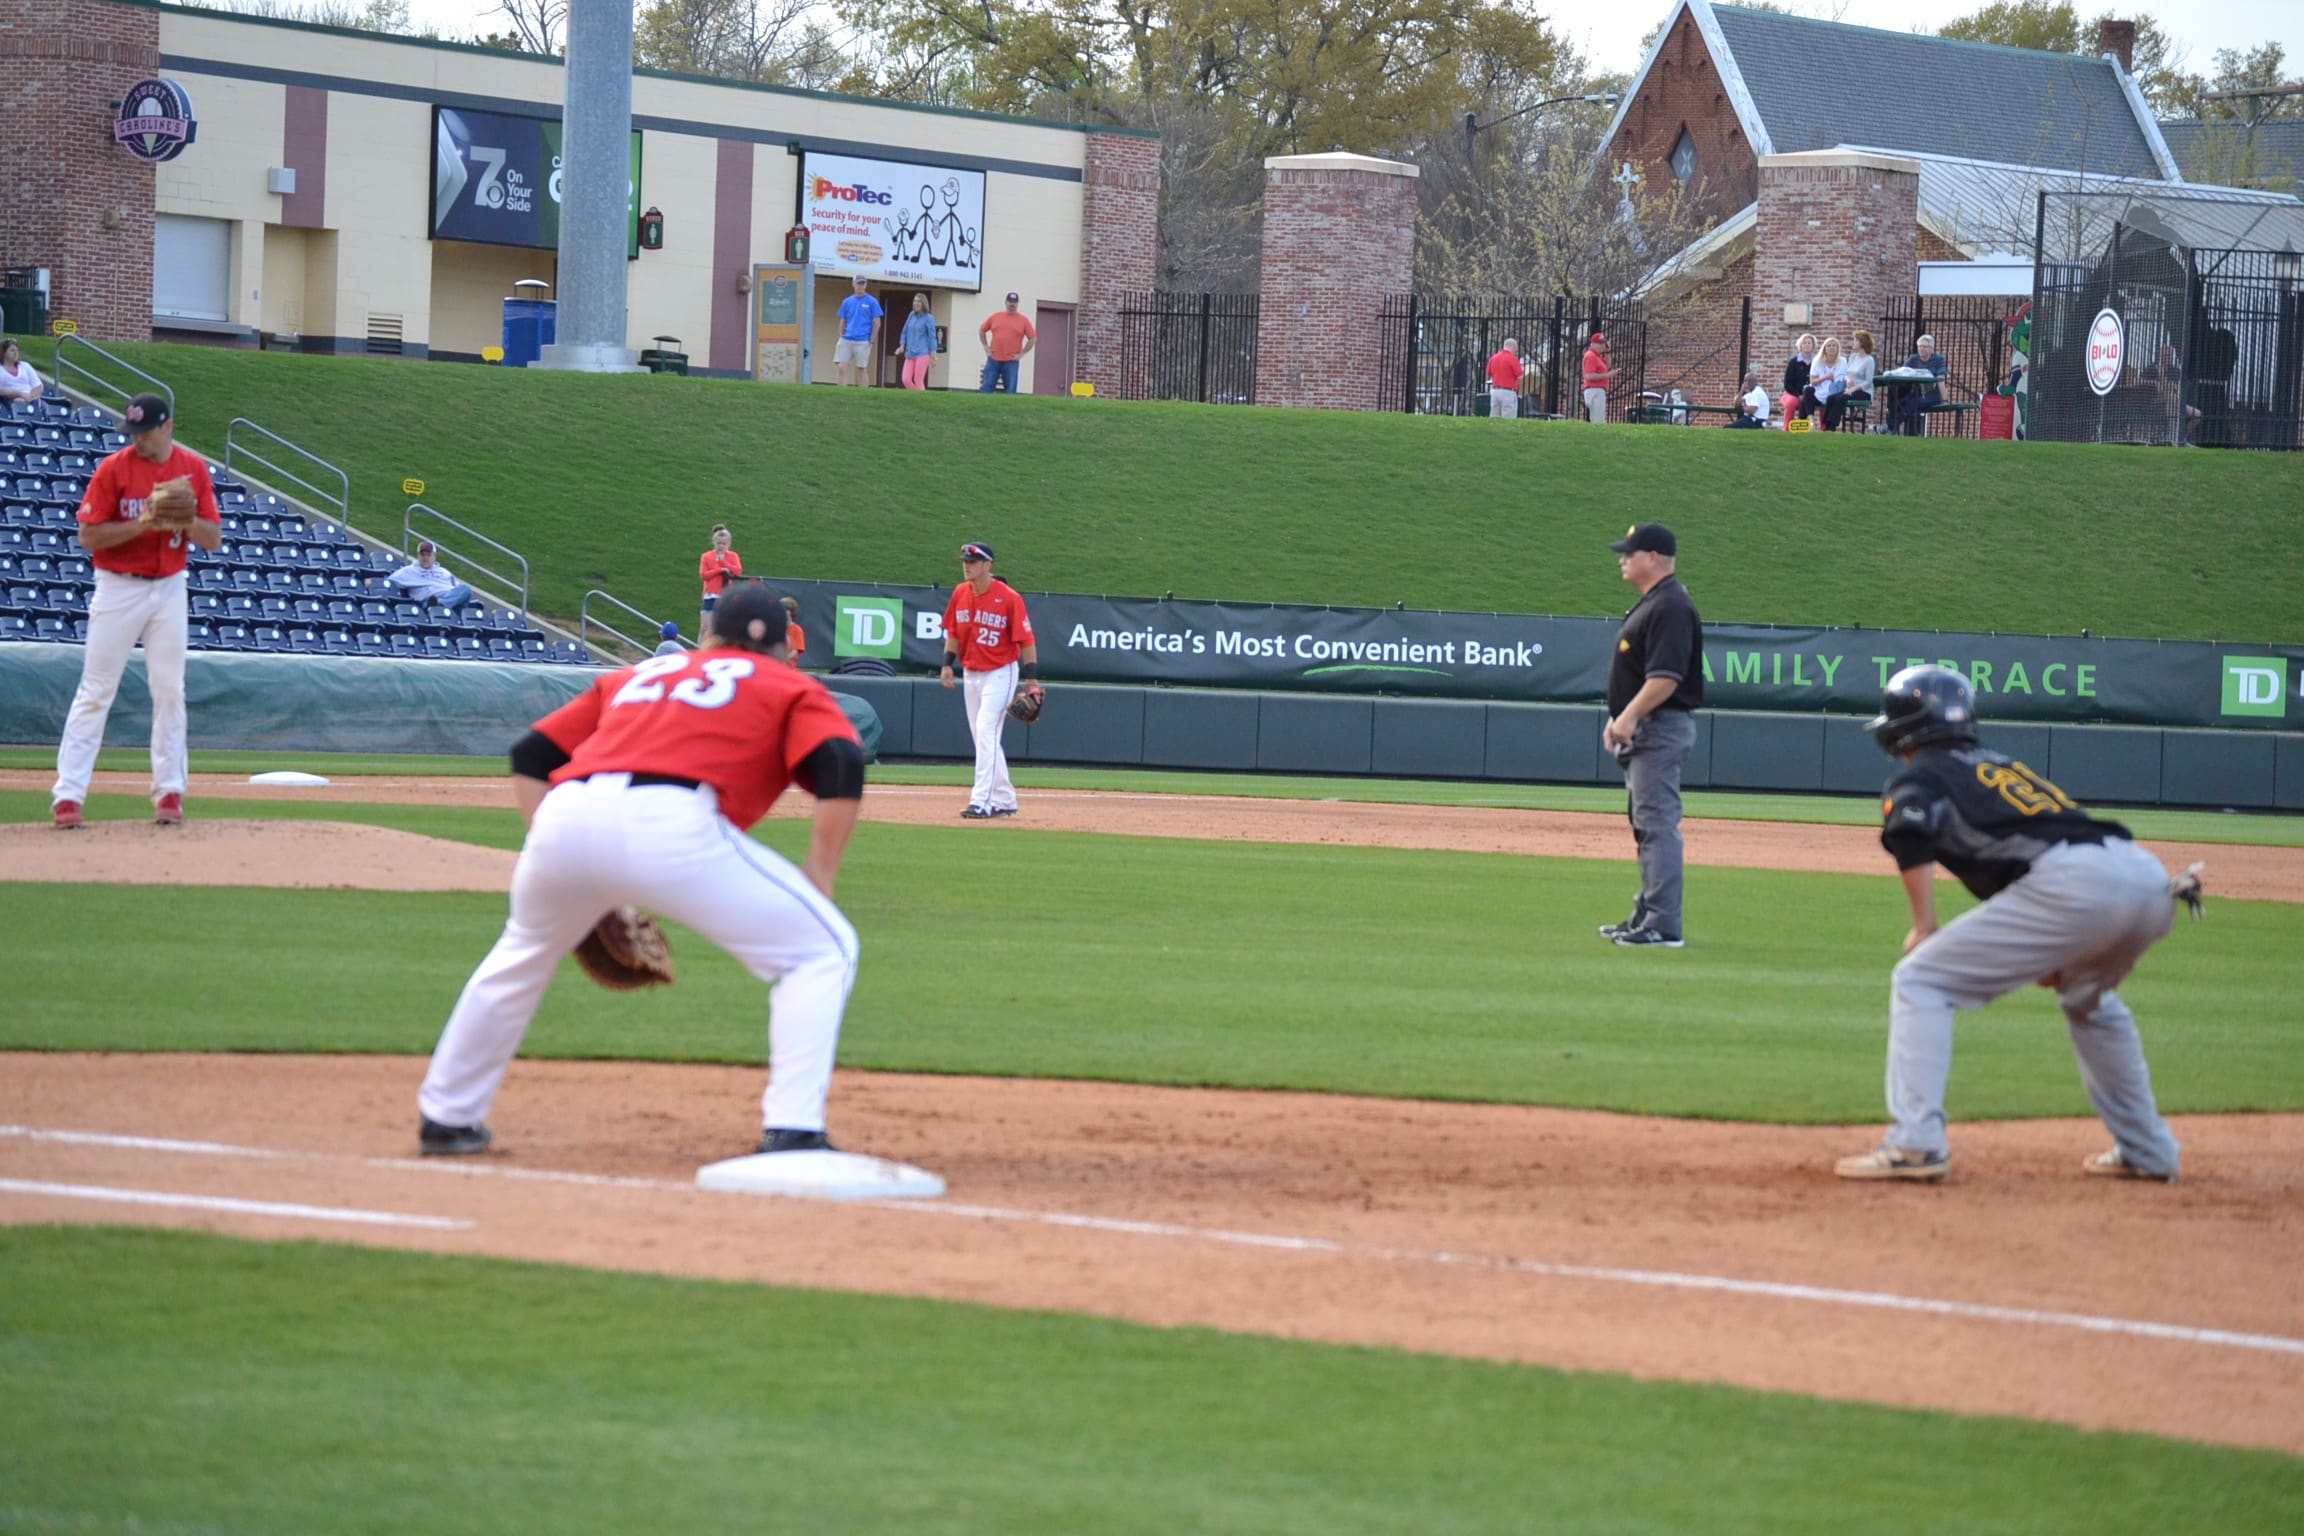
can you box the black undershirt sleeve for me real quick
[791,736,866,801]
[509,729,571,781]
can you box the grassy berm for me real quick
[26,338,2303,643]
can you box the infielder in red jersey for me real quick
[416,586,871,1159]
[939,541,1039,818]
[52,393,223,829]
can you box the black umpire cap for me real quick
[1609,523,1676,557]
[710,584,791,652]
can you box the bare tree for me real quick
[489,0,568,54]
[635,0,818,81]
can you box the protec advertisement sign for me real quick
[430,107,643,257]
[803,152,985,291]
[782,577,2304,731]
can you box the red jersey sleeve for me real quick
[1008,584,1034,646]
[533,671,616,754]
[77,455,122,524]
[187,456,223,524]
[783,681,861,771]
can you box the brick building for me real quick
[1605,0,2300,414]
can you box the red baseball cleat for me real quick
[154,793,184,826]
[53,799,83,830]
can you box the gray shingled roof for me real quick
[1711,5,2162,177]
[2160,119,2304,190]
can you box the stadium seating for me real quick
[0,424,586,662]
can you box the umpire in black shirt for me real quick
[1600,524,1704,948]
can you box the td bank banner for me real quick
[783,578,2302,731]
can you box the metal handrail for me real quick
[404,504,531,617]
[579,589,676,663]
[224,418,350,529]
[55,335,174,419]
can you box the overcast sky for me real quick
[398,0,2302,86]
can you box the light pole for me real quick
[1463,92,1620,162]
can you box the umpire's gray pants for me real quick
[1886,839,2181,1175]
[1622,709,1697,940]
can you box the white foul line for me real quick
[5,1124,2298,1358]
[0,1177,473,1232]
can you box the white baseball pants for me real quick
[962,661,1019,812]
[53,568,190,806]
[419,774,860,1134]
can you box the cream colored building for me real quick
[113,4,1155,390]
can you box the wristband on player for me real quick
[1020,664,1038,681]
[943,654,962,672]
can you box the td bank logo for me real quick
[834,596,903,659]
[2220,657,2289,718]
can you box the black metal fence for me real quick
[1114,291,1260,404]
[1375,295,1647,419]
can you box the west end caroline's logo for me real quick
[2220,657,2289,718]
[833,597,904,658]
[113,78,197,163]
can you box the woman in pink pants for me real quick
[899,293,939,390]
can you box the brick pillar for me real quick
[1076,130,1160,400]
[1254,152,1419,411]
[1751,150,1919,365]
[0,0,160,341]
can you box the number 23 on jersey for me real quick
[611,654,755,711]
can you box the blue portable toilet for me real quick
[500,278,557,368]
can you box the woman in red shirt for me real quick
[698,523,742,634]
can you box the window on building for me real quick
[1669,129,1698,182]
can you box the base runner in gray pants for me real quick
[1836,666,2202,1184]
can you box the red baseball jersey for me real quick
[536,650,860,830]
[699,548,743,598]
[941,579,1035,671]
[76,444,222,578]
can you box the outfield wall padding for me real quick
[0,646,881,760]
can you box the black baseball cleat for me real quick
[1613,927,1684,948]
[961,805,993,819]
[759,1128,836,1153]
[1597,922,1632,940]
[988,805,1018,817]
[419,1117,493,1156]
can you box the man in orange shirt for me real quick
[417,585,870,1159]
[940,541,1039,817]
[977,291,1036,394]
[1486,338,1524,419]
[52,393,223,829]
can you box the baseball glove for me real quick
[1007,683,1045,724]
[141,477,199,531]
[572,906,676,990]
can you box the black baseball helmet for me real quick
[1869,664,1979,755]
[709,583,790,654]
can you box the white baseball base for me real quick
[696,1149,946,1202]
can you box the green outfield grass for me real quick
[24,338,2302,643]
[5,804,2294,1120]
[5,753,2299,846]
[4,1230,2296,1535]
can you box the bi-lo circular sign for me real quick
[2085,307,2125,396]
[114,77,198,163]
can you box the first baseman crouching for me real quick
[1837,665,2196,1184]
[417,585,870,1158]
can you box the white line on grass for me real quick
[6,1123,2297,1358]
[0,1177,472,1231]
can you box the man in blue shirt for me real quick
[834,275,883,387]
[1887,333,1947,436]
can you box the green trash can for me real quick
[640,335,689,375]
[1472,392,1490,418]
[0,287,46,338]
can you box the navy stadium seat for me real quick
[54,556,88,579]
[321,629,355,655]
[213,623,252,650]
[291,598,324,622]
[190,593,225,618]
[420,634,454,657]
[187,620,215,645]
[44,586,81,615]
[358,600,390,622]
[191,566,228,590]
[239,515,275,537]
[270,544,303,565]
[71,617,88,642]
[296,571,331,594]
[286,626,321,651]
[354,630,387,655]
[307,521,348,546]
[33,616,69,641]
[518,639,549,661]
[229,569,262,590]
[485,637,519,660]
[262,570,300,593]
[388,632,421,656]
[453,636,488,659]
[18,555,53,581]
[250,625,289,652]
[2,584,37,615]
[0,530,24,551]
[324,599,357,621]
[258,596,291,620]
[0,615,28,640]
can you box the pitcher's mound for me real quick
[0,818,515,892]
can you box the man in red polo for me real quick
[1582,331,1617,423]
[52,392,223,828]
[1486,338,1524,419]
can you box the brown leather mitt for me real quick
[572,906,676,990]
[142,477,200,530]
[1007,683,1045,724]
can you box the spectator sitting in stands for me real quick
[1781,334,1814,422]
[1835,330,1877,431]
[1887,333,1947,436]
[386,541,474,609]
[653,620,686,657]
[1726,371,1769,428]
[1796,337,1844,423]
[0,338,43,404]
